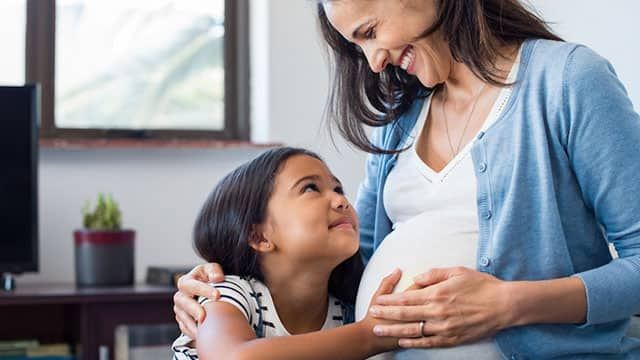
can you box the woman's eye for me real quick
[334,186,345,195]
[302,184,319,193]
[364,25,376,39]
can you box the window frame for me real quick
[26,0,250,142]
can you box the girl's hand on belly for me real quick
[360,268,405,353]
[367,267,513,349]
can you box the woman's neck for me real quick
[262,261,333,334]
[444,43,520,103]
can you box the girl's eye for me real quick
[334,186,345,195]
[302,183,320,193]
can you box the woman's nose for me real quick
[362,45,389,73]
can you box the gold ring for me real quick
[419,320,426,337]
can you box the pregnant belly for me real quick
[354,217,502,359]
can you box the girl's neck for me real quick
[262,262,332,334]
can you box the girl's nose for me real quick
[332,193,350,210]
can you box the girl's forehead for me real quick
[274,155,337,186]
[280,155,329,176]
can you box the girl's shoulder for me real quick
[171,276,269,359]
[199,275,265,321]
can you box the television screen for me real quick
[0,85,38,274]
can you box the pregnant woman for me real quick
[173,0,640,358]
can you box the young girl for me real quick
[172,147,400,360]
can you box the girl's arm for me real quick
[197,302,393,360]
[174,263,226,338]
[197,270,401,360]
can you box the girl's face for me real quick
[259,155,359,268]
[323,0,450,88]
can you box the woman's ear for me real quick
[248,225,275,253]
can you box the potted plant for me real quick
[74,194,135,286]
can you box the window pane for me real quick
[55,0,225,130]
[0,1,26,85]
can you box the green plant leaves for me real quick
[82,193,123,230]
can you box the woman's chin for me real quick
[415,72,440,89]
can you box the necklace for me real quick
[441,83,487,158]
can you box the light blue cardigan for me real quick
[354,39,640,359]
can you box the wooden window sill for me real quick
[39,138,281,150]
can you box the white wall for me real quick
[22,1,365,284]
[528,0,640,110]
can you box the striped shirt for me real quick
[172,275,347,360]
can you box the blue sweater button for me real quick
[479,257,491,267]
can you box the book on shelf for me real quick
[145,266,194,287]
[27,343,71,356]
[114,324,180,360]
[0,357,73,360]
[0,340,38,352]
[0,341,72,359]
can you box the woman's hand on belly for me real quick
[367,267,513,349]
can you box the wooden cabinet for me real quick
[0,284,175,360]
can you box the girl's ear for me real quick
[248,225,275,253]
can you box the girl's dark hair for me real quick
[193,147,363,304]
[317,0,563,154]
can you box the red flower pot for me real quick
[74,229,135,286]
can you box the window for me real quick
[0,0,26,85]
[25,0,249,142]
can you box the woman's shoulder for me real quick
[523,39,607,79]
[527,38,580,55]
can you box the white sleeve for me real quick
[170,276,257,359]
[200,276,255,324]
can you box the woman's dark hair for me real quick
[193,147,363,304]
[317,0,563,154]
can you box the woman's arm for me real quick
[560,45,640,326]
[197,270,402,360]
[504,276,586,326]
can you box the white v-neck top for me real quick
[383,66,518,230]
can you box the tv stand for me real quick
[0,283,175,360]
[1,273,15,291]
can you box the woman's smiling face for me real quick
[322,0,451,88]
